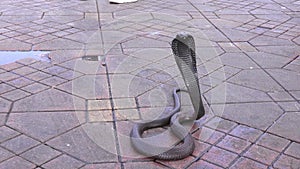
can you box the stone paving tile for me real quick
[21,82,49,94]
[244,145,280,165]
[217,135,251,154]
[124,162,168,169]
[0,72,20,82]
[193,127,225,145]
[6,77,34,88]
[115,109,140,121]
[246,52,290,69]
[47,124,118,163]
[0,97,11,113]
[285,142,300,159]
[0,156,35,169]
[212,103,283,130]
[273,154,300,169]
[157,156,195,169]
[205,117,237,133]
[267,69,300,91]
[20,144,61,165]
[42,154,84,169]
[0,126,19,143]
[1,89,31,101]
[0,134,39,154]
[12,89,85,112]
[7,111,85,142]
[230,157,267,169]
[257,133,290,152]
[82,163,121,169]
[188,160,223,169]
[202,146,238,168]
[11,66,37,76]
[0,146,14,163]
[268,112,300,142]
[229,125,263,143]
[228,69,283,92]
[0,83,15,94]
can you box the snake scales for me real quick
[130,33,205,160]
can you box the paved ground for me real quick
[0,0,300,168]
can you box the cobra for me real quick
[130,33,205,160]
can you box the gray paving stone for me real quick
[205,82,272,104]
[268,112,300,142]
[1,135,39,154]
[0,126,19,143]
[20,144,61,165]
[47,124,118,163]
[0,156,35,169]
[12,89,85,112]
[257,133,290,152]
[267,69,300,91]
[0,147,14,162]
[213,53,258,69]
[0,39,32,51]
[221,29,258,41]
[285,142,300,159]
[250,35,296,46]
[0,97,11,113]
[7,111,85,142]
[212,102,284,130]
[56,75,110,99]
[247,52,290,68]
[228,69,283,92]
[42,154,84,169]
[0,114,6,126]
[0,83,16,94]
[256,45,300,58]
[229,125,263,143]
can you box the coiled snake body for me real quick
[130,33,205,160]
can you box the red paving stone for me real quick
[202,146,238,168]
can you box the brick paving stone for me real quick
[21,83,49,94]
[29,61,52,70]
[82,163,121,169]
[0,156,35,169]
[57,75,110,99]
[88,110,113,122]
[124,162,168,169]
[0,97,11,113]
[0,147,14,162]
[42,154,84,169]
[0,126,19,143]
[11,66,37,76]
[188,160,223,169]
[1,135,39,154]
[229,125,263,143]
[217,135,251,154]
[0,62,23,71]
[115,109,140,121]
[12,89,85,112]
[230,157,267,169]
[40,76,67,87]
[192,141,211,157]
[205,117,237,133]
[212,103,283,130]
[244,145,280,165]
[88,99,111,110]
[0,83,15,94]
[7,78,32,90]
[20,144,61,165]
[273,154,300,169]
[7,111,85,142]
[257,133,290,152]
[0,72,20,81]
[268,112,300,142]
[202,146,238,168]
[193,127,225,145]
[113,97,136,109]
[285,142,300,159]
[26,71,52,81]
[158,156,195,169]
[0,114,6,126]
[47,124,118,163]
[1,89,31,101]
